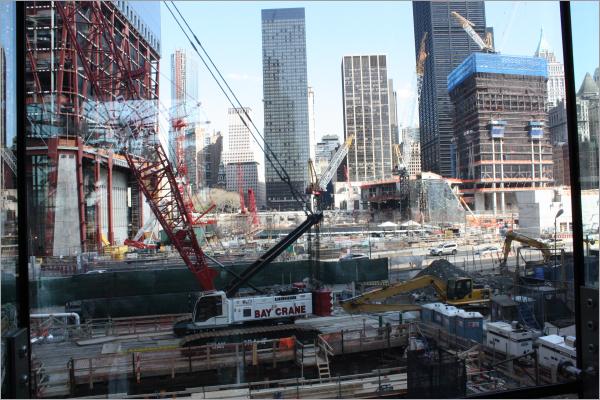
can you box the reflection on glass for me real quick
[1,2,19,397]
[570,2,599,289]
[13,1,598,398]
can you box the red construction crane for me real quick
[247,188,260,227]
[53,1,217,290]
[237,162,247,214]
[43,2,322,300]
[169,101,216,225]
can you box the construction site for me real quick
[1,2,598,399]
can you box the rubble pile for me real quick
[416,259,473,281]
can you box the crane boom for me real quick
[500,231,552,268]
[341,274,490,313]
[451,11,494,53]
[403,32,428,174]
[416,32,428,77]
[341,275,447,313]
[316,135,354,191]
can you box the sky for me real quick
[157,1,599,144]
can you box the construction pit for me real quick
[25,249,586,398]
[31,312,410,398]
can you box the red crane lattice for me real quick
[53,1,217,290]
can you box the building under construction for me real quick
[360,173,466,224]
[25,1,160,256]
[448,53,552,215]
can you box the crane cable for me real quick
[165,2,310,215]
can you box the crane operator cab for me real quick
[192,291,230,329]
[446,278,473,300]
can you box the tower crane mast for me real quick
[401,32,428,176]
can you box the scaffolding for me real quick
[25,1,160,255]
[449,53,553,215]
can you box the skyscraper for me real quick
[388,79,399,145]
[342,54,393,182]
[413,1,487,177]
[261,8,309,210]
[449,53,551,214]
[170,49,202,195]
[171,49,199,104]
[224,108,266,208]
[308,86,316,162]
[534,28,565,109]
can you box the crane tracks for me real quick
[180,323,317,347]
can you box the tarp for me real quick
[447,53,547,92]
[401,220,421,227]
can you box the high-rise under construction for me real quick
[25,1,160,256]
[448,53,552,215]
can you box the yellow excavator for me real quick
[341,275,491,313]
[499,231,552,271]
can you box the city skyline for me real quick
[158,1,598,146]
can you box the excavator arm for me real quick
[341,275,448,313]
[500,231,552,268]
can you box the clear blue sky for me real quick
[158,1,599,142]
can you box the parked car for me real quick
[429,243,458,256]
[475,246,500,256]
[339,253,369,261]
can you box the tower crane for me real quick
[401,32,428,178]
[451,11,495,53]
[308,135,354,194]
[169,101,216,225]
[307,135,354,205]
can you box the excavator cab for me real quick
[446,278,473,301]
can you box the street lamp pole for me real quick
[554,209,564,268]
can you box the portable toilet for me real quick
[439,305,459,334]
[432,303,446,326]
[455,310,484,343]
[421,303,444,324]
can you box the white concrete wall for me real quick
[99,169,108,243]
[97,167,131,245]
[333,181,363,211]
[53,155,82,256]
[112,170,129,245]
[581,190,600,233]
[516,188,598,237]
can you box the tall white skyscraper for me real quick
[224,108,266,208]
[534,28,565,109]
[171,48,199,104]
[342,54,393,182]
[170,49,202,193]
